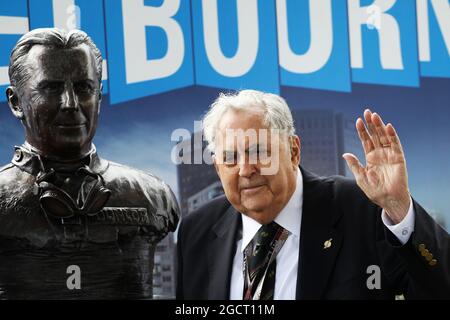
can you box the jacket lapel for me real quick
[207,204,241,299]
[296,168,343,299]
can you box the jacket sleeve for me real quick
[378,199,450,299]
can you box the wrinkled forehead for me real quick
[218,130,281,154]
[217,108,266,130]
[215,109,278,151]
[25,44,96,81]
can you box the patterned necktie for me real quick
[243,221,288,300]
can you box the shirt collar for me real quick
[240,168,303,252]
[11,143,108,176]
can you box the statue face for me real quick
[12,43,101,160]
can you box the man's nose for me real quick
[61,84,79,112]
[238,160,257,178]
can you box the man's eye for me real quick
[42,82,63,94]
[224,153,237,164]
[248,150,258,161]
[248,149,270,162]
[75,82,93,93]
[258,149,270,158]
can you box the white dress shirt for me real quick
[229,169,416,300]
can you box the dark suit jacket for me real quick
[176,169,450,299]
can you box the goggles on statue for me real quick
[36,166,111,219]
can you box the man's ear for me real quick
[98,82,103,101]
[97,82,103,114]
[6,86,23,120]
[290,135,301,169]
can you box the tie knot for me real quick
[253,221,282,247]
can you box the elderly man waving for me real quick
[176,89,449,300]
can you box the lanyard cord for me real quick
[243,227,290,300]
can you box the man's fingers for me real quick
[372,112,390,148]
[386,123,404,154]
[356,118,375,154]
[342,153,365,179]
[364,109,381,147]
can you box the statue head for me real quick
[6,28,103,161]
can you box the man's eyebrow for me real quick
[221,145,267,156]
[36,80,64,87]
[38,79,63,84]
[247,144,259,152]
[222,150,236,156]
[248,144,268,152]
[76,79,95,83]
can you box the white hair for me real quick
[202,89,296,152]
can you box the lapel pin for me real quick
[323,238,333,250]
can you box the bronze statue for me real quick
[0,28,180,299]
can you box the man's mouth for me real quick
[56,122,87,129]
[240,185,266,194]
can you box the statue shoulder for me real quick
[0,163,29,185]
[102,160,180,230]
[104,160,170,191]
[0,163,15,175]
